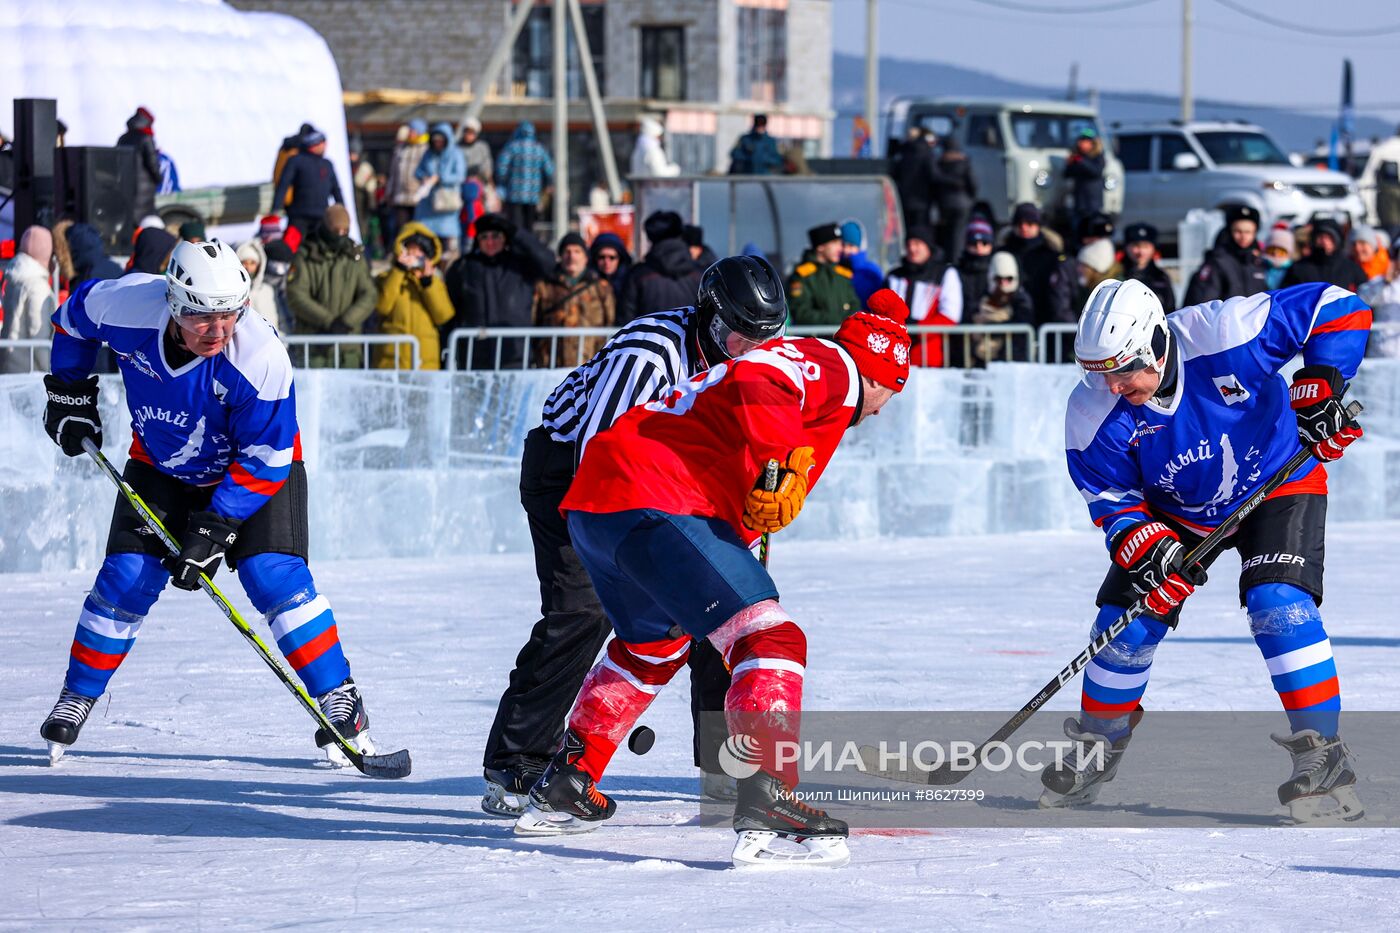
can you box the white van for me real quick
[886,97,1125,226]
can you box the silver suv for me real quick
[1113,121,1364,246]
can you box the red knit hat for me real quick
[834,290,911,391]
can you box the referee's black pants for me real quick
[482,426,732,775]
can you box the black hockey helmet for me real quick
[696,255,787,359]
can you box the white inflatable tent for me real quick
[0,0,356,240]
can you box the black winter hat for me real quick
[643,210,684,243]
[1311,218,1345,248]
[475,213,514,238]
[1077,212,1115,240]
[1123,222,1158,246]
[906,225,937,250]
[557,232,587,254]
[1011,202,1042,226]
[1223,203,1261,227]
[808,222,842,249]
[682,224,705,247]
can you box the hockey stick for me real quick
[82,439,412,779]
[757,458,780,568]
[864,399,1363,787]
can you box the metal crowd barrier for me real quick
[447,324,1041,371]
[0,338,50,374]
[1036,324,1081,365]
[283,335,422,370]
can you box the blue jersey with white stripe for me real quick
[51,275,300,522]
[1066,283,1371,545]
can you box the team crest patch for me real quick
[1212,374,1250,405]
[1128,419,1166,447]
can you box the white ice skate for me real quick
[314,679,373,768]
[1272,730,1364,824]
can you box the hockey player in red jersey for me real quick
[514,290,912,867]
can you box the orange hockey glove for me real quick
[743,447,817,534]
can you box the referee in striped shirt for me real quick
[481,255,790,816]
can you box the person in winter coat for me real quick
[413,122,468,260]
[1120,222,1175,313]
[728,114,784,175]
[631,116,680,178]
[786,222,860,326]
[1064,128,1106,236]
[969,251,1035,365]
[442,212,556,370]
[496,121,555,233]
[272,121,315,206]
[1263,226,1296,290]
[892,127,938,231]
[883,225,955,367]
[286,205,377,367]
[1046,212,1115,335]
[384,120,429,246]
[115,107,161,220]
[64,223,123,287]
[1183,204,1268,305]
[949,218,997,325]
[532,232,616,368]
[1283,218,1368,291]
[124,227,177,276]
[683,224,719,268]
[933,137,977,260]
[1351,225,1391,282]
[1001,202,1064,328]
[375,223,455,370]
[838,219,884,305]
[0,225,56,372]
[460,117,494,185]
[588,231,632,294]
[1360,242,1400,357]
[273,128,345,247]
[618,211,703,324]
[235,238,284,332]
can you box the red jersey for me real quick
[561,337,862,545]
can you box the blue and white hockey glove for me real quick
[165,510,242,591]
[43,374,102,457]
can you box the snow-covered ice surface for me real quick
[3,524,1398,930]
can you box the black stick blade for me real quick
[359,748,413,779]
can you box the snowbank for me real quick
[4,362,1398,573]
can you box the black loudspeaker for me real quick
[56,146,138,253]
[13,98,58,233]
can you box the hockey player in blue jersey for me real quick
[39,240,375,766]
[1045,277,1370,822]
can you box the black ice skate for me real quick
[1039,716,1136,809]
[514,733,616,836]
[1271,729,1364,823]
[481,762,547,819]
[40,686,98,765]
[731,771,850,868]
[313,678,374,767]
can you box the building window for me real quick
[736,7,786,104]
[640,26,686,101]
[512,5,606,99]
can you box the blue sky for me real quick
[831,0,1400,121]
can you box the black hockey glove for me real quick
[1289,365,1363,462]
[43,374,103,457]
[165,510,242,591]
[1110,521,1207,621]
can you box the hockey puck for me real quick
[627,725,656,755]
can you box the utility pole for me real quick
[865,0,878,156]
[567,0,622,202]
[462,0,536,127]
[1181,0,1193,122]
[552,0,569,238]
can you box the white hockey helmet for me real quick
[1074,278,1168,375]
[166,240,252,320]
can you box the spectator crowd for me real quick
[6,114,1400,374]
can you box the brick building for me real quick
[230,0,833,182]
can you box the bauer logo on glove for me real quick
[742,447,817,534]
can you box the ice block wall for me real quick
[3,362,1397,573]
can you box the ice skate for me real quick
[40,687,97,765]
[702,771,738,801]
[1039,717,1134,809]
[1271,730,1364,823]
[731,771,850,868]
[313,678,374,767]
[514,756,615,836]
[482,763,546,818]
